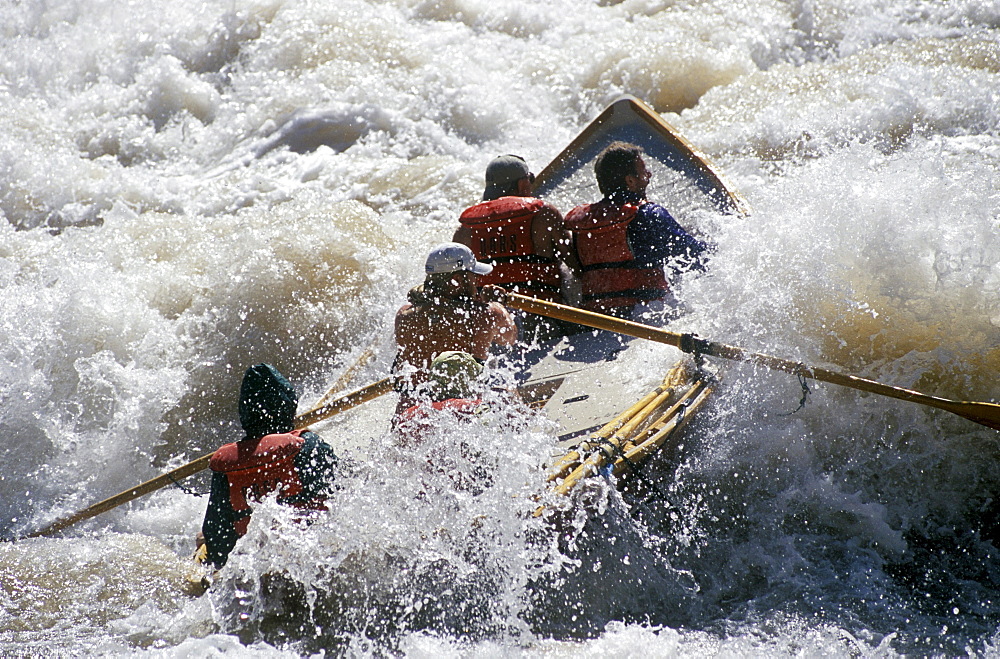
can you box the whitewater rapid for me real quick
[2,0,999,656]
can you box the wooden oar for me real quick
[295,376,395,429]
[507,293,1000,432]
[546,376,675,483]
[533,365,710,515]
[614,380,715,475]
[310,341,378,409]
[19,377,395,540]
[551,382,681,496]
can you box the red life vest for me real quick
[398,398,484,424]
[459,197,562,300]
[394,398,486,447]
[564,200,669,313]
[209,430,311,537]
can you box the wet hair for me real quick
[594,141,643,197]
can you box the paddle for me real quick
[310,341,378,409]
[507,293,1000,432]
[548,376,711,499]
[19,377,395,540]
[546,369,681,483]
[294,376,395,428]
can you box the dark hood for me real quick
[238,363,298,439]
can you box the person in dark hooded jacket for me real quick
[200,363,339,568]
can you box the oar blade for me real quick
[944,400,1000,431]
[507,293,1000,433]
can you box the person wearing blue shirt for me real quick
[564,141,710,319]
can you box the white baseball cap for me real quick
[425,242,493,276]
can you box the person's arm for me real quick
[393,303,416,365]
[483,296,517,347]
[634,203,711,273]
[202,471,239,568]
[533,203,581,276]
[290,431,340,500]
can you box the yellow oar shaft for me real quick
[546,383,669,482]
[630,378,708,447]
[615,383,679,446]
[508,294,1000,431]
[312,342,378,408]
[295,377,395,428]
[614,382,714,475]
[20,377,395,540]
[547,362,692,481]
[554,376,707,495]
[22,453,214,539]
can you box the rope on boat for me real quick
[678,332,707,370]
[591,433,674,507]
[167,470,208,497]
[779,372,812,416]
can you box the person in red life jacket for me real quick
[200,363,340,568]
[453,154,580,342]
[395,350,525,493]
[393,242,516,417]
[565,141,711,320]
[394,350,488,446]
